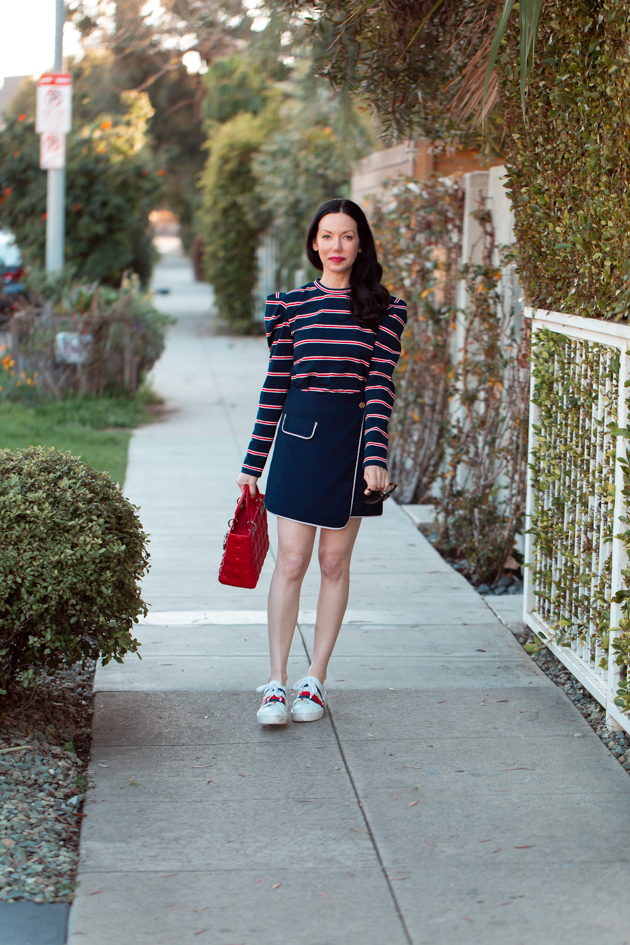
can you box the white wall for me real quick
[351,143,416,210]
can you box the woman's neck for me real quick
[319,266,351,289]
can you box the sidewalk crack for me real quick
[295,620,413,945]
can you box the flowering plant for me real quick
[0,345,38,403]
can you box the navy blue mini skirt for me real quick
[264,386,383,529]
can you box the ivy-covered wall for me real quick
[373,175,530,584]
[502,0,630,320]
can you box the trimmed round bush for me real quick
[0,447,149,691]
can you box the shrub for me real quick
[0,447,149,691]
[0,92,161,287]
[197,111,271,332]
[5,276,174,399]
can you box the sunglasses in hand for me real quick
[363,482,398,505]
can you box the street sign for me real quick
[40,131,66,170]
[36,73,72,134]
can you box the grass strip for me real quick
[0,390,158,485]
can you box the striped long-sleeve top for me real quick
[242,279,407,476]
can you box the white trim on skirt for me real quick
[272,411,366,530]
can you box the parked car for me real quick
[0,230,24,293]
[0,230,25,324]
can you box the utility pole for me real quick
[45,0,66,273]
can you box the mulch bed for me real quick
[0,661,95,903]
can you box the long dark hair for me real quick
[305,199,390,331]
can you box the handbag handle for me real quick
[241,483,260,521]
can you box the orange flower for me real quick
[41,212,47,220]
[157,169,167,176]
[2,355,15,370]
[100,120,112,130]
[17,113,26,122]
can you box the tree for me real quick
[275,0,551,150]
[254,70,374,276]
[196,17,374,330]
[275,0,504,149]
[66,0,250,246]
[197,110,272,332]
[0,93,161,286]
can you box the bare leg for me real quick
[267,517,317,685]
[308,518,362,684]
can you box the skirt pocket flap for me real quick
[281,414,317,440]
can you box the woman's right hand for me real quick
[236,473,260,496]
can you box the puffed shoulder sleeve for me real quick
[264,292,288,349]
[363,297,408,470]
[241,292,294,476]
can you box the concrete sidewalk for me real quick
[68,252,630,945]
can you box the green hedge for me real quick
[502,0,630,320]
[0,447,148,691]
[197,112,270,333]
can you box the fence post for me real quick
[523,311,537,624]
[607,341,629,729]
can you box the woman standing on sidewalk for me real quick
[237,199,407,725]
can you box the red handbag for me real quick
[218,486,270,589]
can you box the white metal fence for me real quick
[523,308,630,732]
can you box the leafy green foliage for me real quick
[435,243,530,584]
[202,55,270,126]
[254,76,374,276]
[501,0,630,320]
[24,388,159,430]
[0,390,157,486]
[67,0,241,248]
[373,178,529,583]
[0,94,161,286]
[0,447,149,690]
[528,328,618,674]
[276,0,503,148]
[7,276,174,399]
[610,383,630,711]
[196,27,374,329]
[372,176,462,502]
[197,110,272,332]
[485,0,542,115]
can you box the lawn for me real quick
[0,391,158,485]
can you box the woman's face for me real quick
[312,212,361,279]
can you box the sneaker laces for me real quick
[293,676,324,706]
[256,681,286,706]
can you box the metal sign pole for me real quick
[45,0,65,273]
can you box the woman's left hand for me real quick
[364,464,389,495]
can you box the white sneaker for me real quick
[291,676,327,722]
[256,681,288,725]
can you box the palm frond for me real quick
[484,0,542,118]
[447,30,499,128]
